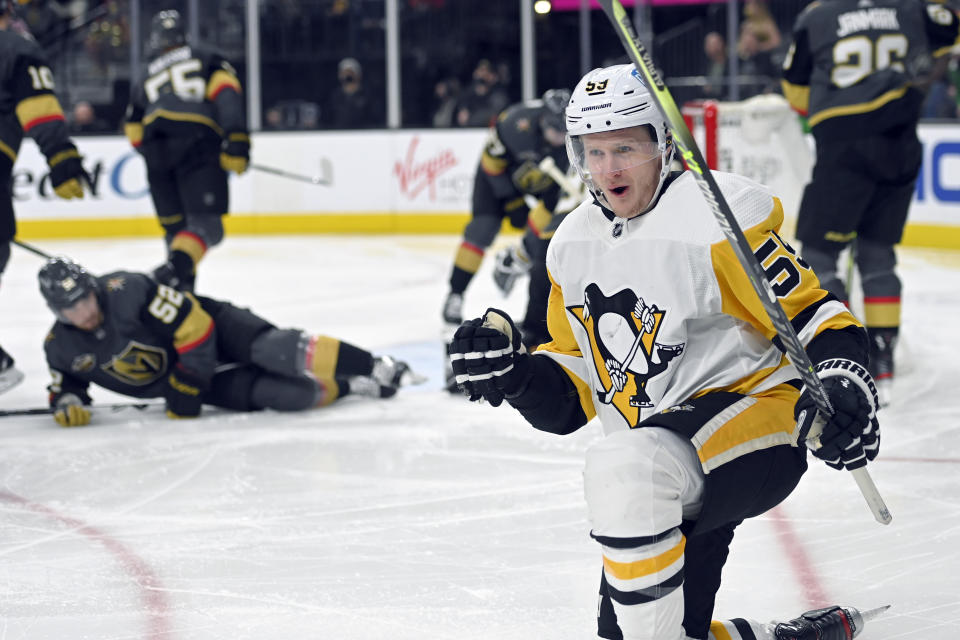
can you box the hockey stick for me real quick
[539,156,583,197]
[0,402,159,418]
[250,157,333,186]
[596,0,891,525]
[12,239,53,259]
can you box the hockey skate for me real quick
[0,346,24,395]
[492,244,531,296]
[442,291,464,325]
[772,604,889,640]
[867,328,897,408]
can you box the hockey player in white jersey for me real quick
[448,64,884,640]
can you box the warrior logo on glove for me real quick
[569,285,683,424]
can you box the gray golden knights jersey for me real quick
[44,271,215,402]
[124,44,246,148]
[536,172,862,470]
[0,27,75,165]
[781,0,960,138]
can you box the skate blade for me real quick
[0,368,25,395]
[861,605,892,623]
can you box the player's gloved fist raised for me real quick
[795,358,881,470]
[447,308,530,407]
[53,393,91,427]
[220,132,250,174]
[164,366,206,419]
[47,144,87,199]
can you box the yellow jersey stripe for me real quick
[808,85,908,128]
[173,293,215,353]
[602,536,685,581]
[143,108,223,136]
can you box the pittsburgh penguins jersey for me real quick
[124,44,246,148]
[44,271,216,404]
[781,0,960,139]
[533,171,863,470]
[0,27,77,166]
[480,99,569,202]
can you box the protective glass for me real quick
[566,131,663,184]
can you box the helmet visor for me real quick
[567,128,663,184]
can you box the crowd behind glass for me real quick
[19,0,960,136]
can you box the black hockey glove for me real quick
[447,308,531,407]
[47,143,87,200]
[220,132,250,174]
[795,358,881,470]
[164,365,207,419]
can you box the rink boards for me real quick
[11,125,960,248]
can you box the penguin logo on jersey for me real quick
[101,340,168,386]
[568,284,684,426]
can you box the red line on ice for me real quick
[0,490,173,639]
[769,505,830,608]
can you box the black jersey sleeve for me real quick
[923,1,960,57]
[43,329,93,407]
[10,42,77,162]
[206,53,246,135]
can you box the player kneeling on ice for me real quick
[38,257,422,427]
[448,64,884,640]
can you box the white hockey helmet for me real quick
[565,64,674,214]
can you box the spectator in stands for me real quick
[455,59,509,128]
[702,31,728,99]
[323,57,381,129]
[432,77,460,128]
[70,100,113,134]
[737,28,779,98]
[740,0,781,54]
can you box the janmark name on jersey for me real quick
[836,8,899,37]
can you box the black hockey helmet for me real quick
[541,88,571,133]
[38,257,99,313]
[148,9,186,52]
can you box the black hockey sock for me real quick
[334,342,375,377]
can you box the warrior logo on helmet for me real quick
[568,284,684,427]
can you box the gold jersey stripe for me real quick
[481,151,508,176]
[206,70,242,101]
[0,139,16,163]
[602,536,685,581]
[709,621,735,640]
[143,108,224,136]
[174,292,215,353]
[808,85,908,128]
[504,197,527,212]
[692,383,798,472]
[308,336,341,380]
[527,201,552,237]
[780,79,810,114]
[170,232,208,267]
[15,94,64,131]
[124,122,144,146]
[535,271,598,422]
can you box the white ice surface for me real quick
[1,235,958,639]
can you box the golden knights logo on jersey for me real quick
[568,284,684,427]
[100,340,168,386]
